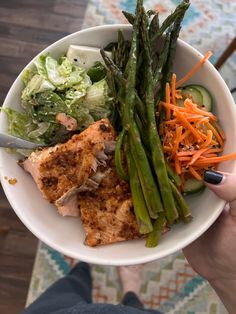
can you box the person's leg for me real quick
[119,265,144,309]
[23,262,92,314]
[121,291,163,313]
[119,265,163,314]
[121,291,144,309]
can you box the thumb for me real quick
[204,170,236,216]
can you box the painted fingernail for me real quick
[204,170,223,185]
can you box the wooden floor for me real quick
[0,1,88,313]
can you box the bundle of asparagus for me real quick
[101,0,192,247]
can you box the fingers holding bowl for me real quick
[204,170,236,218]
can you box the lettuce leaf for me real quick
[32,91,67,123]
[34,55,48,78]
[44,55,86,90]
[83,79,112,120]
[21,67,38,86]
[21,74,55,101]
[4,54,114,150]
[2,108,35,140]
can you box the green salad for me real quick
[4,54,112,145]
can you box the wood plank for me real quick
[0,7,85,33]
[53,0,89,17]
[0,186,37,313]
[0,1,88,313]
[0,277,30,314]
[0,37,48,59]
[1,0,55,10]
[0,251,36,281]
[0,22,68,45]
[0,73,17,105]
[0,56,27,75]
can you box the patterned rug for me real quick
[26,0,236,313]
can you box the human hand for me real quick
[183,170,236,282]
[183,170,236,313]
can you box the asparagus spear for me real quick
[145,213,166,247]
[149,13,160,74]
[151,0,190,45]
[153,33,171,87]
[113,30,131,72]
[128,123,163,218]
[149,13,159,35]
[115,129,129,181]
[126,144,153,234]
[100,49,147,126]
[141,7,178,223]
[169,179,192,223]
[161,2,189,87]
[122,11,135,25]
[166,162,182,187]
[147,9,156,17]
[103,0,191,246]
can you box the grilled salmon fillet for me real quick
[23,119,115,214]
[22,118,141,246]
[77,156,141,246]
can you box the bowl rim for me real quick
[0,24,235,265]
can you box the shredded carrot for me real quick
[189,166,202,181]
[207,148,223,153]
[196,116,210,127]
[163,146,172,152]
[186,115,207,122]
[201,130,213,148]
[157,59,236,186]
[206,122,224,147]
[171,73,177,106]
[188,148,210,165]
[176,51,213,88]
[171,126,183,157]
[178,156,192,162]
[174,156,181,174]
[164,119,179,125]
[176,150,194,157]
[177,151,195,156]
[159,123,164,135]
[179,129,191,142]
[194,152,236,165]
[160,101,186,112]
[184,98,217,120]
[213,121,225,140]
[203,153,218,158]
[165,83,171,120]
[173,109,204,142]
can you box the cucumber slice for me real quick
[183,178,205,195]
[185,84,212,112]
[182,86,203,106]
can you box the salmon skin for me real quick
[22,119,141,246]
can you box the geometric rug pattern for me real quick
[83,0,236,91]
[27,0,235,313]
[26,242,228,313]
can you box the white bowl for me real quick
[1,25,236,266]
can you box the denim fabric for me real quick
[23,262,162,314]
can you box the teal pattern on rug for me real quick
[27,243,228,313]
[27,1,236,313]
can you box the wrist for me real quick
[209,278,236,314]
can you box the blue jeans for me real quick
[23,262,162,314]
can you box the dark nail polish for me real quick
[204,170,223,184]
